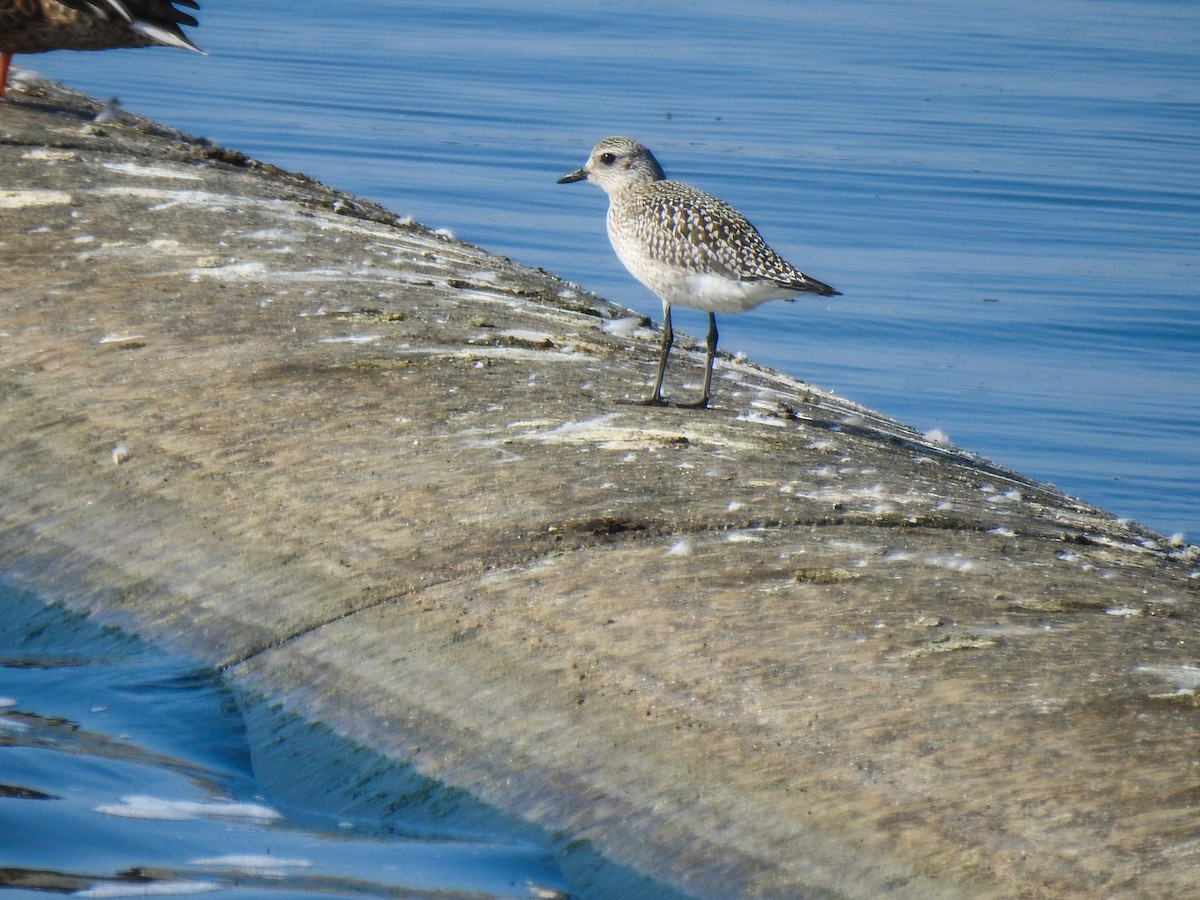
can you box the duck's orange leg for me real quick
[0,52,12,99]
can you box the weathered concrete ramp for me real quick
[2,79,1198,899]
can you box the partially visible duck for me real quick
[0,0,202,98]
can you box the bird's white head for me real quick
[557,136,666,195]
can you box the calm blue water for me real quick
[17,0,1199,541]
[0,584,569,898]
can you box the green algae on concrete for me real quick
[2,78,1199,899]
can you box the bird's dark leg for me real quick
[676,313,718,409]
[622,304,672,406]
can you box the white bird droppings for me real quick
[0,189,73,208]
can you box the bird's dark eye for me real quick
[599,152,617,165]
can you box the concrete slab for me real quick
[2,78,1198,898]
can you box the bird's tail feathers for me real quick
[132,21,204,53]
[787,274,840,297]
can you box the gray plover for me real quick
[0,0,202,99]
[558,136,839,408]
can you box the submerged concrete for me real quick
[2,77,1198,899]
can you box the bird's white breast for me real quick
[607,213,797,313]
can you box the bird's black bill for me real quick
[556,168,588,184]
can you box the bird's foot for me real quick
[617,394,668,407]
[616,394,711,410]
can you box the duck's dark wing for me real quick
[56,0,201,51]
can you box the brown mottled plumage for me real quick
[0,0,201,98]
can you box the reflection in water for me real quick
[0,586,569,899]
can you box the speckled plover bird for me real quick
[559,136,839,409]
[0,0,202,99]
